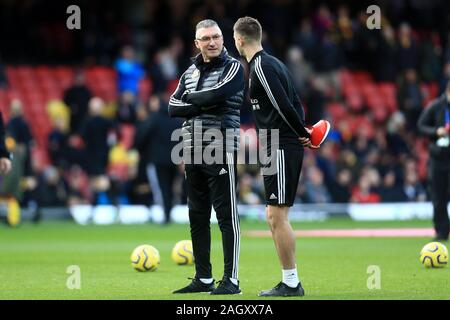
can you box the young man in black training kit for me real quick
[168,19,244,295]
[233,16,329,297]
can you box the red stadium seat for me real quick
[372,106,389,123]
[326,102,347,123]
[352,71,373,84]
[16,66,34,80]
[349,115,375,138]
[34,67,54,84]
[347,94,364,112]
[339,69,353,86]
[360,82,377,98]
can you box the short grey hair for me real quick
[196,19,219,31]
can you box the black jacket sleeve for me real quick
[256,61,310,138]
[183,61,244,107]
[0,112,10,159]
[168,72,202,118]
[417,99,439,139]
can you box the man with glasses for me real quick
[168,19,244,295]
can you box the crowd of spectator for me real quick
[1,0,450,214]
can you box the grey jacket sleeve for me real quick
[168,72,202,118]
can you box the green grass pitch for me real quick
[0,218,448,300]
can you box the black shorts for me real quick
[261,147,303,207]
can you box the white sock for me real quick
[199,278,214,284]
[282,266,299,288]
[229,278,238,286]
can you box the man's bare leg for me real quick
[266,205,296,269]
[258,204,304,296]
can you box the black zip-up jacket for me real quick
[0,112,10,159]
[168,48,244,154]
[248,50,310,150]
[417,94,450,161]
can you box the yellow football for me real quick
[420,242,448,268]
[131,244,160,271]
[171,240,194,265]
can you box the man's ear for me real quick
[239,36,246,47]
[194,40,200,50]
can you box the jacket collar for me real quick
[193,47,228,67]
[249,49,264,65]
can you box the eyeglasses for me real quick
[196,34,222,43]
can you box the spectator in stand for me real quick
[0,54,8,89]
[312,24,344,97]
[115,45,145,97]
[350,133,374,162]
[303,166,332,204]
[401,169,427,202]
[397,69,423,133]
[7,100,33,177]
[48,117,68,169]
[315,142,336,187]
[238,172,262,205]
[286,46,312,94]
[79,97,117,204]
[419,32,442,83]
[35,166,69,207]
[335,5,354,67]
[149,37,184,95]
[128,104,152,205]
[336,147,358,178]
[133,95,183,224]
[292,19,317,63]
[376,25,398,82]
[303,76,326,125]
[116,91,137,124]
[379,170,405,202]
[386,111,410,157]
[66,165,91,206]
[397,23,419,72]
[6,99,39,216]
[365,167,382,195]
[80,97,115,176]
[148,54,168,95]
[350,173,381,203]
[352,10,378,72]
[312,4,333,39]
[63,71,92,134]
[329,168,352,203]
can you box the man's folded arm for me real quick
[168,72,202,118]
[183,61,244,107]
